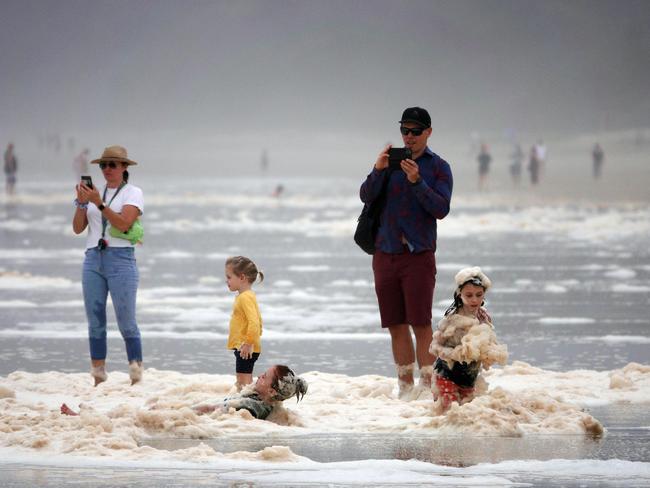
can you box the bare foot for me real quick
[129,362,143,385]
[91,365,107,386]
[193,404,216,415]
[60,403,79,416]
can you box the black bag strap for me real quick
[364,168,394,219]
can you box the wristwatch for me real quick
[98,203,106,211]
[409,177,422,186]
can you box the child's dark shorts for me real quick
[234,350,260,374]
[372,249,436,327]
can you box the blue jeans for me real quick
[82,247,142,362]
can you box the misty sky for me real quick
[1,0,649,139]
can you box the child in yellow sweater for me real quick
[225,256,264,390]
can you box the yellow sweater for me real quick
[226,290,262,352]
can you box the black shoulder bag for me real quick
[354,170,393,254]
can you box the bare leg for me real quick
[388,324,416,399]
[236,373,253,390]
[60,403,79,416]
[413,326,434,366]
[412,325,435,387]
[388,324,415,380]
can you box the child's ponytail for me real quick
[226,256,263,284]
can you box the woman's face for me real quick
[459,283,485,314]
[100,161,127,185]
[255,366,277,399]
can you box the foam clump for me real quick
[0,385,15,399]
[430,314,508,369]
[1,364,644,464]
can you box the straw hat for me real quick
[90,145,138,166]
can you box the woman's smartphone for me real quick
[80,175,93,189]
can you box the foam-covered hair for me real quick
[272,365,308,402]
[454,266,492,292]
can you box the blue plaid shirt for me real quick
[359,147,453,254]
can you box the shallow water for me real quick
[2,415,649,488]
[1,177,649,375]
[1,177,649,487]
[141,404,650,465]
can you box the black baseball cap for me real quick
[398,107,431,128]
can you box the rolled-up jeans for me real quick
[82,246,142,362]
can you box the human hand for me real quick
[374,144,391,171]
[78,184,102,206]
[239,343,253,359]
[400,159,421,184]
[75,184,89,204]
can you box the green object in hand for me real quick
[109,220,144,245]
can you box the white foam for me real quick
[538,317,596,325]
[3,184,649,243]
[544,284,567,293]
[604,268,637,279]
[487,361,650,406]
[0,272,77,290]
[0,300,37,308]
[327,279,374,288]
[612,283,650,293]
[0,248,83,260]
[581,335,650,345]
[1,362,648,473]
[288,265,331,272]
[273,280,294,287]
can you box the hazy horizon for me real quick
[2,0,649,135]
[1,0,649,188]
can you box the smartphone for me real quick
[80,175,93,189]
[388,147,412,170]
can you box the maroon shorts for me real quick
[372,249,436,328]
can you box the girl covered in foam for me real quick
[429,267,508,412]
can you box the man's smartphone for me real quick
[388,147,412,170]
[80,175,93,189]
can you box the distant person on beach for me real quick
[72,145,144,386]
[429,267,507,412]
[528,145,540,185]
[359,106,453,399]
[272,183,284,198]
[509,143,524,186]
[4,143,18,195]
[225,256,264,390]
[477,143,491,191]
[73,148,90,179]
[61,365,308,421]
[260,149,269,173]
[592,143,604,179]
[534,139,547,177]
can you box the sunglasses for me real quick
[99,162,120,170]
[400,126,426,136]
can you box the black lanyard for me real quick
[100,183,126,239]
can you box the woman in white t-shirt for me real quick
[72,145,144,386]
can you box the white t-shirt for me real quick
[85,183,144,249]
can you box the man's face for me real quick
[400,122,431,155]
